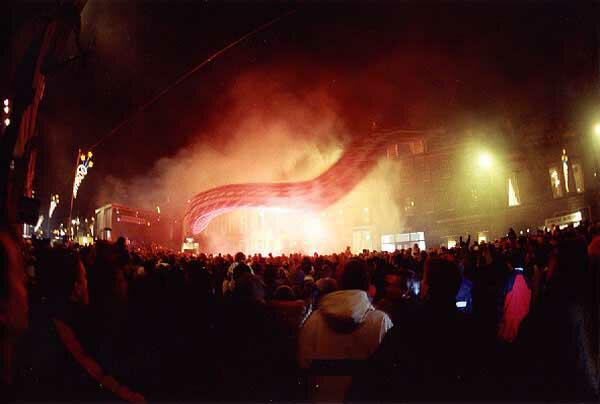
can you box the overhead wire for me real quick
[88,8,298,151]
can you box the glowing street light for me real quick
[34,215,44,233]
[49,194,60,218]
[3,99,8,106]
[73,152,94,199]
[479,153,492,169]
[4,118,9,126]
[69,150,93,239]
[594,123,600,136]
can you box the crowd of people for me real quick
[1,222,599,403]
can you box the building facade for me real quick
[195,126,600,254]
[368,128,599,250]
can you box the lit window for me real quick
[572,162,584,193]
[439,157,451,179]
[383,232,426,251]
[396,233,410,243]
[381,234,395,244]
[386,144,399,159]
[404,197,415,215]
[507,175,520,206]
[471,186,479,205]
[352,229,373,252]
[561,149,570,193]
[549,167,563,198]
[381,242,396,252]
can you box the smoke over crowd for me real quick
[94,65,405,252]
[39,1,597,253]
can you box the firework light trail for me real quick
[185,131,422,235]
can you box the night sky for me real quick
[18,1,599,222]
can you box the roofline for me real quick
[95,203,157,217]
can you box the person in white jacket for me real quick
[298,259,393,402]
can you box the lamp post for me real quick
[68,150,93,240]
[47,194,59,237]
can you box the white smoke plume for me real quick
[94,67,405,252]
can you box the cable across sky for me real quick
[88,8,298,151]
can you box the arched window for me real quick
[561,149,570,193]
[507,174,520,206]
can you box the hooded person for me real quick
[298,259,392,402]
[315,277,338,301]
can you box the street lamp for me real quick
[48,194,60,237]
[479,152,492,169]
[594,123,600,137]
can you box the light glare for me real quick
[479,153,492,168]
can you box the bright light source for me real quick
[4,118,9,126]
[3,99,8,106]
[594,124,600,136]
[479,153,492,169]
[3,106,8,114]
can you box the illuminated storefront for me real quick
[380,232,425,252]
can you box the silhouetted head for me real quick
[233,262,252,282]
[273,285,296,301]
[234,273,265,303]
[234,252,246,263]
[421,258,461,304]
[341,259,370,292]
[38,247,89,309]
[384,269,410,301]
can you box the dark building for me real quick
[379,127,597,249]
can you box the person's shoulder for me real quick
[367,308,391,323]
[300,307,323,329]
[364,308,394,333]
